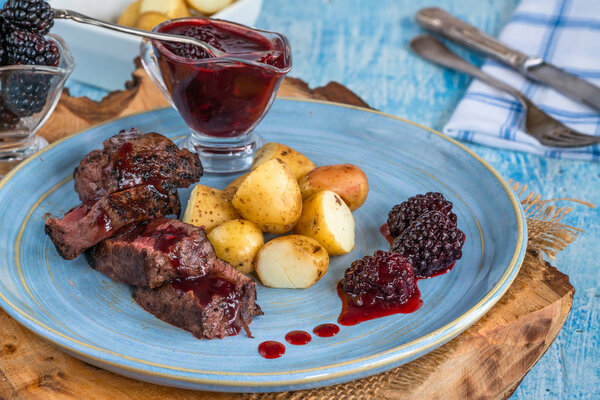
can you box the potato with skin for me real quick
[232,159,302,234]
[293,190,355,255]
[117,0,141,27]
[140,0,190,19]
[255,235,329,289]
[251,143,315,180]
[207,219,264,274]
[136,12,169,31]
[186,0,234,15]
[183,185,240,232]
[298,164,369,211]
[223,173,249,200]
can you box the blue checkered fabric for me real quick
[444,0,600,161]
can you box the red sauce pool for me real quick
[336,282,423,326]
[258,341,285,359]
[285,330,311,345]
[154,19,290,138]
[379,223,393,245]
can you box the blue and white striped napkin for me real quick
[443,0,600,161]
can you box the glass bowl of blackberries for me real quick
[0,0,75,174]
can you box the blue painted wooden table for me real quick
[65,0,598,398]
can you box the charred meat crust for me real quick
[73,128,202,202]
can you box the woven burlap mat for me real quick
[238,182,592,400]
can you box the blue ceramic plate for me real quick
[0,99,526,392]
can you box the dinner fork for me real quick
[410,35,600,148]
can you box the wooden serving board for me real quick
[0,64,576,400]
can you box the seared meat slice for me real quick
[87,218,215,289]
[74,128,202,201]
[89,217,262,339]
[133,258,263,339]
[45,185,180,260]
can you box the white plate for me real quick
[50,0,263,90]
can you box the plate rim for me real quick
[0,98,527,388]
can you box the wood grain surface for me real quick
[0,66,575,400]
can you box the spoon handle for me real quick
[52,9,218,56]
[409,35,528,106]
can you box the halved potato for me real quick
[223,173,249,200]
[298,164,369,211]
[293,190,355,255]
[136,11,169,31]
[117,0,142,27]
[186,0,234,15]
[251,143,315,180]
[255,235,329,289]
[232,159,302,234]
[207,219,264,274]
[182,184,240,232]
[140,0,190,19]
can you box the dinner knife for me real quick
[416,7,600,111]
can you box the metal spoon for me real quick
[53,8,224,57]
[410,35,600,148]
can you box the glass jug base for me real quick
[180,132,263,174]
[0,135,48,177]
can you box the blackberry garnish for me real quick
[0,34,6,65]
[5,29,59,66]
[2,71,51,117]
[341,250,416,307]
[387,192,456,238]
[391,210,465,278]
[0,99,20,130]
[1,0,54,35]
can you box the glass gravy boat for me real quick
[141,18,292,173]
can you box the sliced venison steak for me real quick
[87,218,216,289]
[90,217,262,339]
[45,185,180,260]
[74,128,203,201]
[133,258,263,339]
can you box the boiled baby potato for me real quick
[223,173,249,200]
[207,219,264,274]
[255,235,329,289]
[187,0,234,15]
[140,0,191,19]
[293,190,355,255]
[232,159,302,234]
[117,0,141,27]
[251,143,315,180]
[183,184,240,232]
[136,11,169,31]
[298,164,369,211]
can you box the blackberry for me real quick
[5,30,59,66]
[387,192,457,238]
[0,99,20,130]
[2,71,51,117]
[1,0,54,35]
[0,35,6,65]
[391,211,465,278]
[166,26,222,59]
[341,250,416,307]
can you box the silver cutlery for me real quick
[416,7,600,111]
[410,35,600,148]
[53,9,226,57]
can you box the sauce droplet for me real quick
[313,323,340,338]
[285,330,312,345]
[337,282,423,326]
[258,341,285,359]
